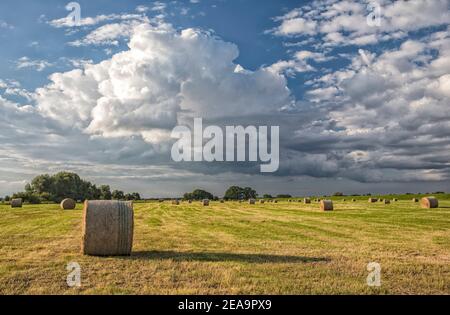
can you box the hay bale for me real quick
[274,200,278,203]
[320,200,333,211]
[11,198,22,208]
[342,199,346,202]
[368,198,377,203]
[81,200,133,256]
[304,198,311,204]
[202,199,210,206]
[220,199,224,203]
[188,200,192,204]
[352,199,356,202]
[421,197,438,208]
[259,200,265,204]
[158,199,164,203]
[412,198,419,202]
[392,198,398,201]
[384,199,391,204]
[249,199,256,205]
[172,200,179,205]
[60,198,76,210]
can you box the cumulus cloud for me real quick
[36,23,292,142]
[269,0,450,47]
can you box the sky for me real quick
[0,0,450,197]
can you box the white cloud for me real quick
[36,23,292,141]
[15,57,53,72]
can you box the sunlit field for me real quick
[0,195,449,294]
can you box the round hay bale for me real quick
[158,199,164,203]
[188,200,192,204]
[220,199,224,203]
[352,199,356,202]
[203,199,210,206]
[342,199,346,202]
[384,199,390,204]
[11,198,22,208]
[248,199,256,205]
[81,200,133,256]
[368,198,377,203]
[172,200,179,205]
[320,200,333,211]
[412,198,419,202]
[274,200,278,203]
[259,200,265,204]
[421,197,438,209]
[304,198,311,204]
[60,198,76,210]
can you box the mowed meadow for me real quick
[0,195,449,294]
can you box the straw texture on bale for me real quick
[81,200,133,256]
[202,199,210,206]
[304,198,311,204]
[320,200,333,211]
[421,197,438,209]
[249,199,256,205]
[60,198,76,210]
[11,198,22,208]
[368,198,377,203]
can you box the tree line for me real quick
[4,172,141,204]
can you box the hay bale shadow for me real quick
[122,250,330,263]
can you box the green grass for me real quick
[0,196,449,294]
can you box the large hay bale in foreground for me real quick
[304,198,311,204]
[11,198,22,208]
[248,199,256,205]
[60,198,76,210]
[320,200,333,211]
[81,200,134,256]
[421,197,438,209]
[368,198,377,203]
[203,199,210,206]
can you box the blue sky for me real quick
[1,0,450,197]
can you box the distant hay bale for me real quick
[352,199,356,202]
[421,197,438,209]
[249,199,256,205]
[392,198,398,201]
[342,199,346,202]
[320,200,333,211]
[274,200,278,203]
[158,199,164,203]
[202,199,210,206]
[384,199,390,204]
[188,200,192,204]
[368,198,377,203]
[11,198,22,208]
[379,198,384,202]
[304,198,311,204]
[412,198,419,202]
[172,200,180,205]
[81,200,133,256]
[220,199,224,203]
[60,198,76,210]
[260,200,265,204]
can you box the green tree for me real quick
[112,190,125,200]
[99,185,112,200]
[183,189,213,200]
[224,186,257,200]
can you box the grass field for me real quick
[0,195,449,294]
